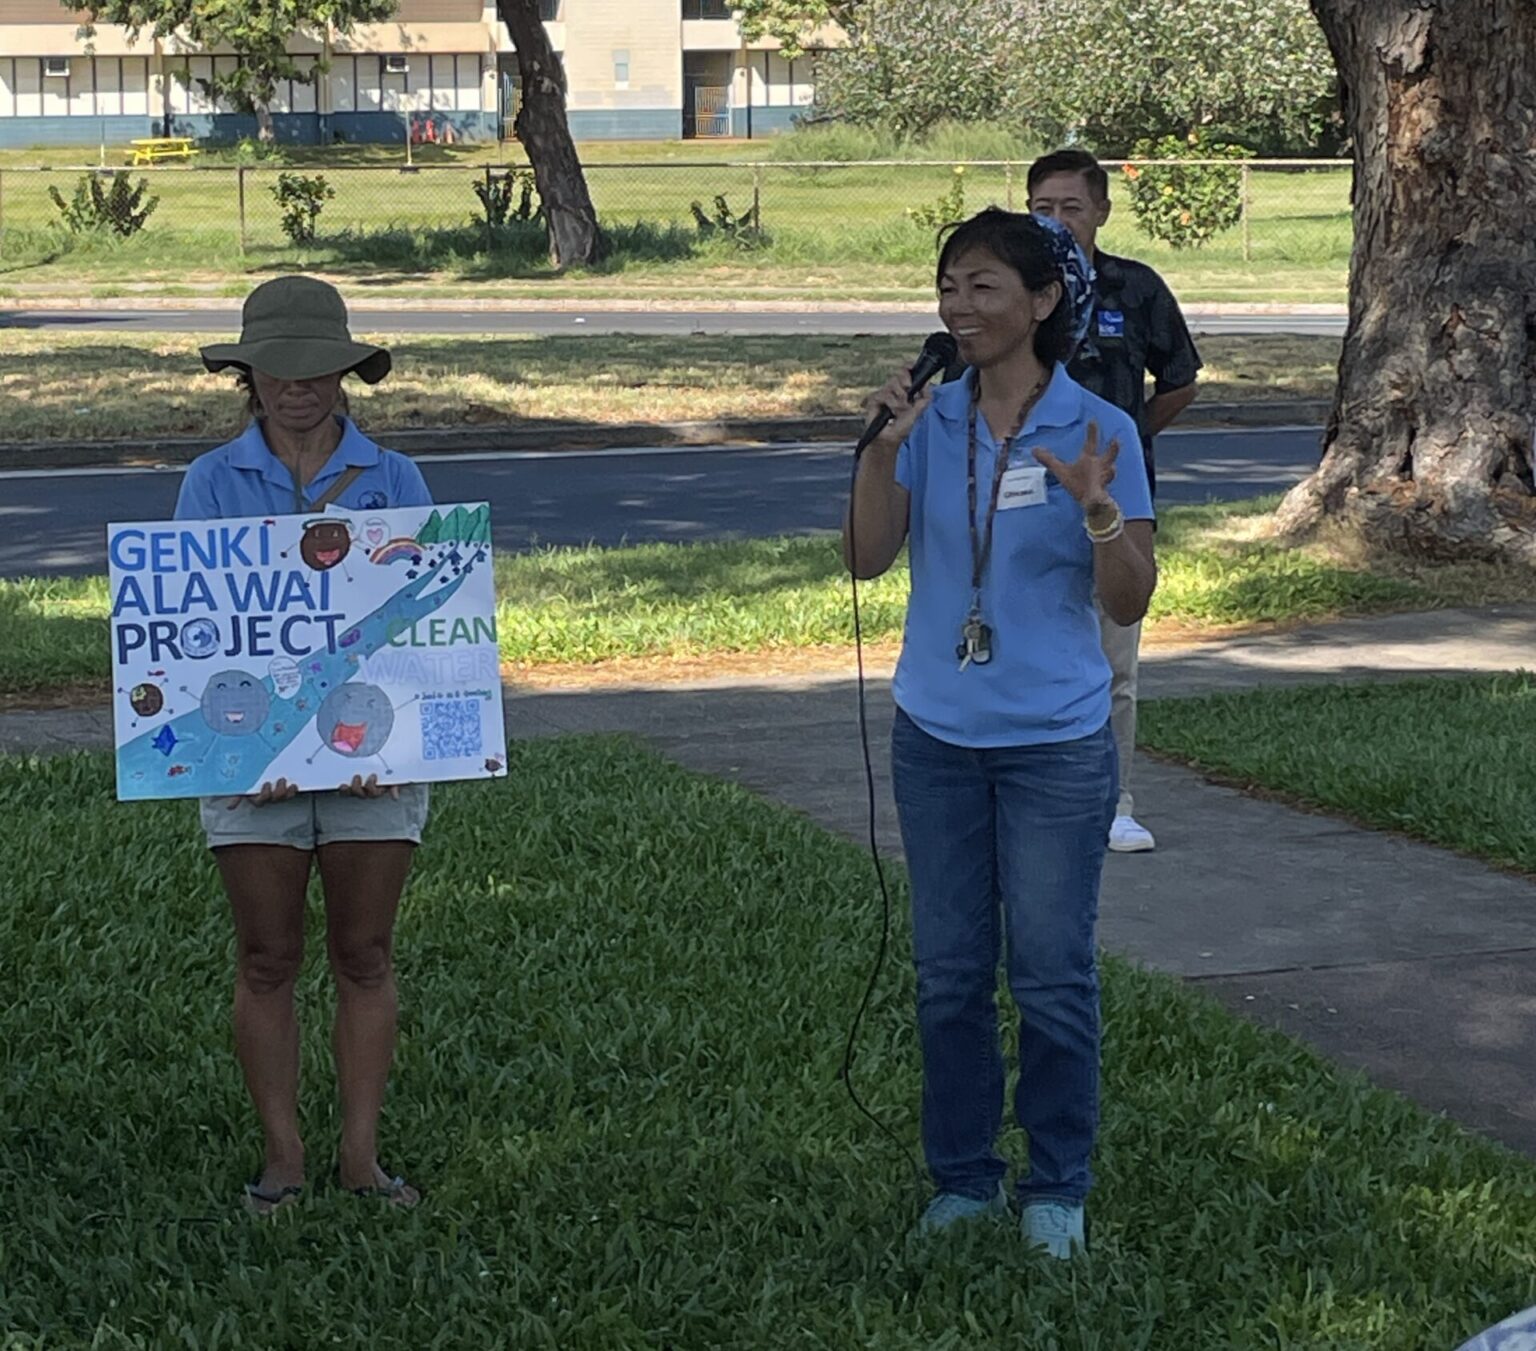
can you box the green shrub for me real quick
[48,171,159,238]
[1122,132,1247,250]
[474,168,541,227]
[689,195,764,249]
[232,136,285,164]
[906,164,966,230]
[271,171,335,244]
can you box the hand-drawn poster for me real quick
[108,502,508,801]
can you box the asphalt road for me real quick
[0,426,1321,578]
[0,308,1346,338]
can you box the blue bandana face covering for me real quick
[1030,212,1096,356]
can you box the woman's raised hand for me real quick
[1033,420,1120,510]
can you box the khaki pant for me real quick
[1097,605,1140,817]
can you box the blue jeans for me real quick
[890,708,1117,1205]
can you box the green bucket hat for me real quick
[199,275,391,384]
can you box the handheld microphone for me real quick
[853,331,959,457]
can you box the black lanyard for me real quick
[964,371,1047,620]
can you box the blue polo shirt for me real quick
[174,417,432,521]
[892,364,1154,748]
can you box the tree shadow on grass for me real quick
[241,220,705,285]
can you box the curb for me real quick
[0,402,1329,471]
[0,416,861,470]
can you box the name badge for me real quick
[1097,309,1126,338]
[998,465,1047,510]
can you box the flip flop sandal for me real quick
[350,1173,420,1208]
[242,1180,303,1217]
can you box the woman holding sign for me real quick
[843,211,1156,1257]
[176,276,431,1214]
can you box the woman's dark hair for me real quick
[234,366,352,421]
[935,208,1074,366]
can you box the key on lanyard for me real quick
[956,617,992,671]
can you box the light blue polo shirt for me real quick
[174,417,433,521]
[893,363,1154,748]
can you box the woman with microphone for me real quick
[843,209,1156,1258]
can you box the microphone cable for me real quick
[840,448,924,1188]
[838,333,954,1186]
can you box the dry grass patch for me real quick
[0,331,1341,449]
[1196,334,1339,401]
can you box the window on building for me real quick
[612,50,630,88]
[539,0,562,18]
[681,0,734,18]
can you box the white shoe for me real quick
[1109,815,1155,853]
[1021,1200,1086,1259]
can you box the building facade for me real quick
[0,0,828,147]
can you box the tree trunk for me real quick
[255,101,275,144]
[495,0,603,268]
[1276,0,1536,563]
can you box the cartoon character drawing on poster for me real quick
[129,683,163,717]
[282,518,359,581]
[199,669,272,740]
[118,669,175,732]
[305,683,418,776]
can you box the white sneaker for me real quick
[1021,1201,1086,1259]
[1108,815,1155,853]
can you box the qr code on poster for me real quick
[420,698,483,761]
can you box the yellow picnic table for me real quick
[128,137,200,165]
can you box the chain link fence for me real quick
[0,158,1351,287]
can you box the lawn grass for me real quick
[7,497,1533,701]
[3,739,1536,1347]
[1141,674,1536,875]
[0,153,1350,303]
[488,496,1427,666]
[0,331,1339,448]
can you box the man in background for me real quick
[1028,148,1202,854]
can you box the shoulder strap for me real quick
[305,464,366,513]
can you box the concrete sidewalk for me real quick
[5,603,1536,1153]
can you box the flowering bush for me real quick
[1122,132,1247,249]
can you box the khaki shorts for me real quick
[199,784,430,851]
